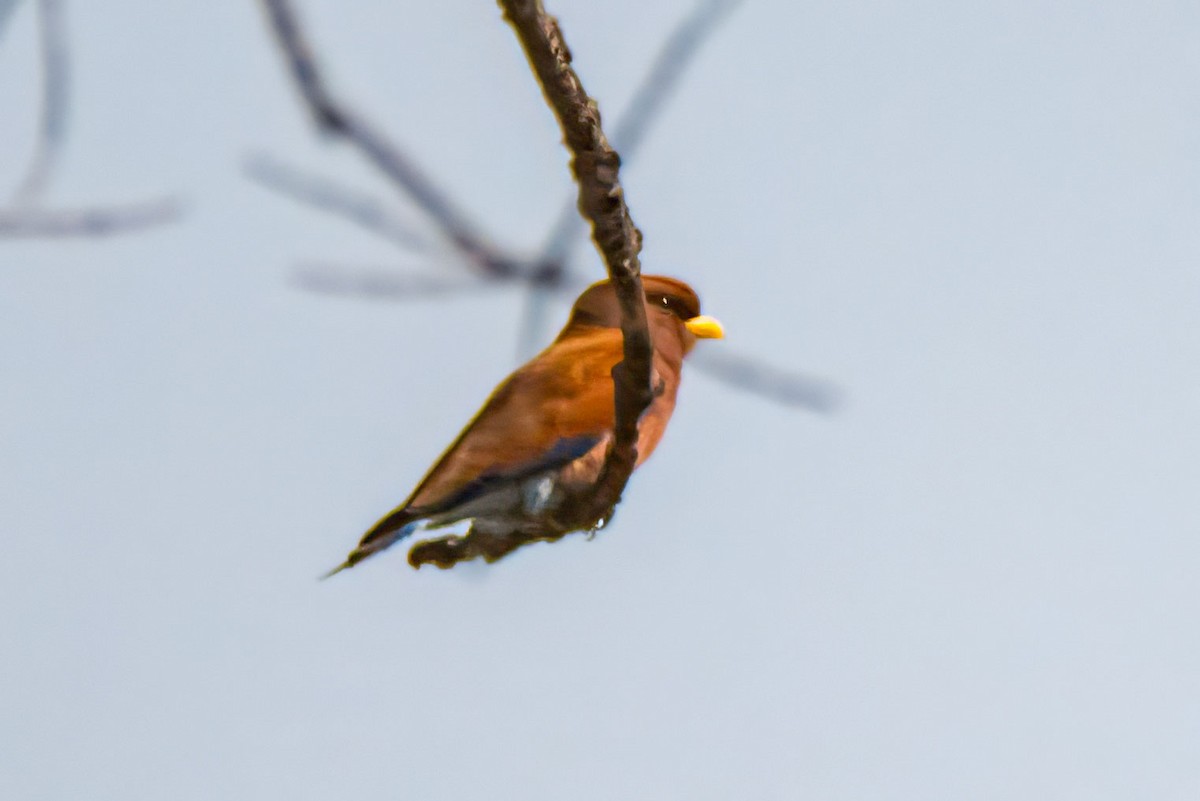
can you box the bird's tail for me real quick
[322,509,422,579]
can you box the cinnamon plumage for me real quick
[326,275,723,574]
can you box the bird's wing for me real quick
[325,334,623,577]
[403,329,627,515]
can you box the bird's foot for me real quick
[406,529,522,568]
[407,525,572,568]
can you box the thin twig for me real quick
[11,0,68,205]
[291,263,503,300]
[258,0,515,279]
[514,283,556,359]
[0,198,184,236]
[293,262,591,301]
[690,349,843,412]
[243,152,427,250]
[0,0,24,42]
[1,0,181,237]
[291,261,843,414]
[499,0,652,534]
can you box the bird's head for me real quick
[560,275,724,355]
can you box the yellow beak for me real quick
[684,315,725,339]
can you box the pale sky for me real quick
[2,1,1199,799]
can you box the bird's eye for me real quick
[648,293,672,313]
[648,292,695,320]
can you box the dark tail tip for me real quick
[319,560,352,580]
[319,518,422,581]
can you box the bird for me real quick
[324,275,724,574]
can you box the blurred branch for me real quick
[0,0,23,42]
[611,0,741,168]
[291,263,501,300]
[513,282,558,360]
[690,349,843,412]
[291,264,578,301]
[292,261,843,416]
[0,198,184,236]
[243,152,428,250]
[258,0,514,278]
[1,0,180,238]
[10,0,67,205]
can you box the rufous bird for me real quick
[325,275,723,574]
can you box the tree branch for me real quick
[291,263,502,300]
[690,349,843,412]
[497,0,652,536]
[0,0,23,43]
[0,198,183,237]
[243,152,427,251]
[290,261,844,415]
[10,0,68,205]
[257,0,515,279]
[1,0,181,238]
